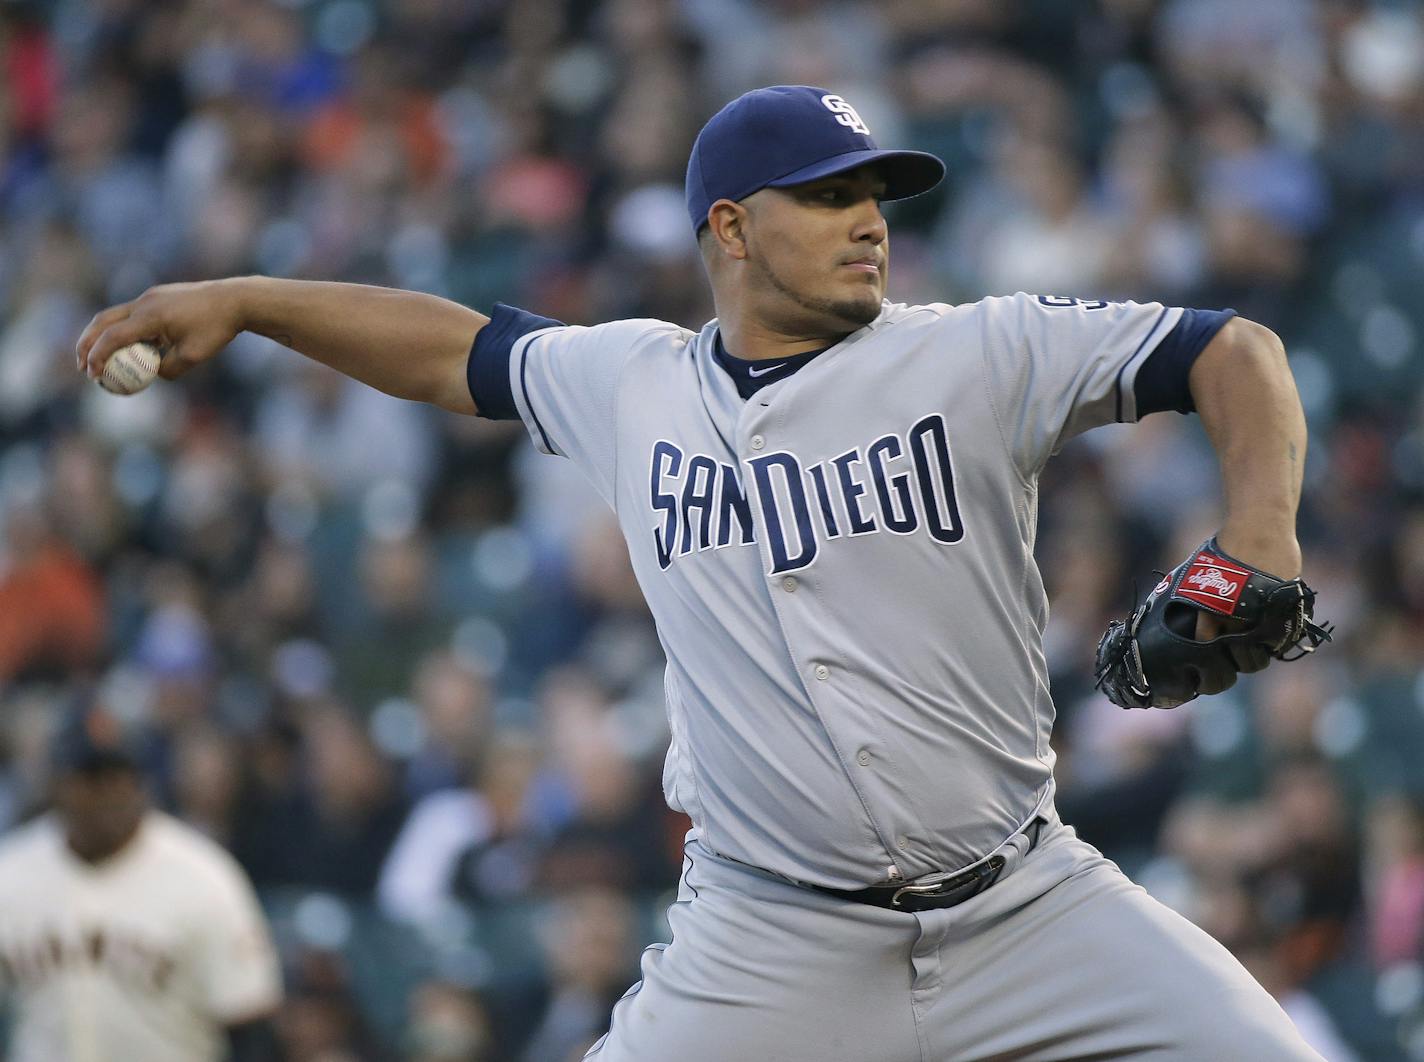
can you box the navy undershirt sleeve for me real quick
[466,302,565,420]
[1132,308,1237,417]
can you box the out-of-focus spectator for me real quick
[974,135,1117,296]
[378,724,548,928]
[253,364,439,501]
[1191,96,1329,323]
[1099,111,1207,300]
[291,703,408,895]
[519,887,641,1062]
[453,731,548,893]
[0,225,98,428]
[335,530,452,710]
[277,950,378,1062]
[236,704,406,897]
[171,723,242,845]
[0,503,105,685]
[401,648,492,801]
[403,978,494,1062]
[535,669,679,894]
[1368,794,1424,968]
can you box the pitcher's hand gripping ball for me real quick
[98,340,160,395]
[1095,538,1333,709]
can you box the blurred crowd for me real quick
[3,0,1424,1058]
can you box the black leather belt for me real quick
[806,818,1044,913]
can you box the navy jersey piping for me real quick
[517,335,559,455]
[1113,306,1170,423]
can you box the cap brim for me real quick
[60,752,142,775]
[765,148,946,201]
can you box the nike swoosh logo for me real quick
[748,363,786,378]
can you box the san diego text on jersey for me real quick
[650,412,964,574]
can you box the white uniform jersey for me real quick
[488,293,1185,888]
[0,811,282,1062]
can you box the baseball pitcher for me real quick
[76,86,1329,1060]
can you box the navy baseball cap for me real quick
[50,701,145,774]
[685,85,946,233]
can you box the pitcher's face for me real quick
[741,166,890,334]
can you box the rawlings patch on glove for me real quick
[1094,538,1333,710]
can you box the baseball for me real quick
[98,341,161,395]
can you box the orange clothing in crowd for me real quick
[0,544,105,681]
[302,95,450,186]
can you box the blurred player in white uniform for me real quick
[0,701,283,1062]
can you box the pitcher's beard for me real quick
[754,254,882,331]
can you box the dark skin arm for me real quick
[1187,316,1307,637]
[75,277,488,415]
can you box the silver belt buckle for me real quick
[889,880,951,907]
[889,854,1005,908]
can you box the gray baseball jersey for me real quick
[475,293,1184,889]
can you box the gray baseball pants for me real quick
[585,813,1324,1061]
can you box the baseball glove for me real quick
[1094,537,1332,710]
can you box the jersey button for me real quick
[897,836,909,850]
[750,434,765,451]
[856,749,870,766]
[781,576,797,593]
[814,664,830,681]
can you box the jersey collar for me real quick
[710,302,893,400]
[713,334,830,399]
